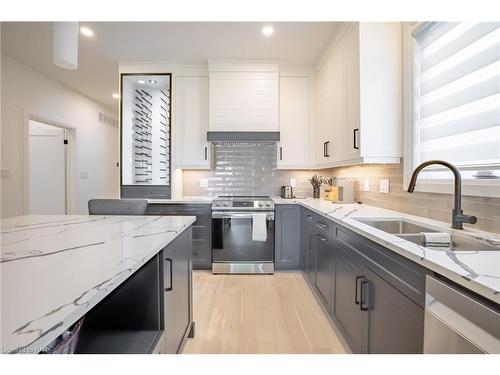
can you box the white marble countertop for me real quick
[0,214,195,353]
[273,197,500,305]
[148,196,213,204]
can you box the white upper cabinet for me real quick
[313,22,402,168]
[277,76,310,169]
[208,62,279,132]
[175,76,212,169]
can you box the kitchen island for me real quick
[0,214,195,354]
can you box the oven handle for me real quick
[212,211,274,220]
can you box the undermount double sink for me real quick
[355,218,500,252]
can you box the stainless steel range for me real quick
[211,196,275,274]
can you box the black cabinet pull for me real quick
[317,221,328,229]
[204,146,208,160]
[355,276,364,305]
[353,128,359,150]
[323,142,327,157]
[318,235,327,242]
[325,141,331,157]
[307,215,313,221]
[280,146,283,160]
[165,258,173,291]
[360,280,370,311]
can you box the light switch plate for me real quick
[380,179,390,194]
[80,172,88,180]
[290,178,296,188]
[200,178,209,188]
[363,179,370,192]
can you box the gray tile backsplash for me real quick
[183,143,315,197]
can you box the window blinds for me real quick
[414,22,500,178]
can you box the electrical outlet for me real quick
[200,178,208,188]
[80,172,88,180]
[290,178,296,188]
[363,179,370,192]
[0,168,11,179]
[380,179,390,194]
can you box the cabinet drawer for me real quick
[335,226,431,308]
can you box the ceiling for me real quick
[1,22,339,109]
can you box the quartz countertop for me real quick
[273,197,500,305]
[0,214,196,353]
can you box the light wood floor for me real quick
[182,271,347,354]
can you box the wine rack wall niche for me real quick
[159,89,170,184]
[133,89,153,183]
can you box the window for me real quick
[404,22,500,198]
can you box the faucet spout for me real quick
[407,160,477,230]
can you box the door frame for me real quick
[23,110,77,215]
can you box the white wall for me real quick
[1,54,119,218]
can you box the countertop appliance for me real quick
[211,196,275,274]
[280,186,294,199]
[424,275,500,353]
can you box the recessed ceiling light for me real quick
[148,79,158,84]
[262,26,274,37]
[112,93,120,99]
[138,80,145,84]
[80,26,94,37]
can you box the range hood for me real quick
[208,61,280,144]
[207,131,280,144]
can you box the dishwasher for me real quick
[424,275,500,353]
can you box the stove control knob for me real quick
[258,202,263,207]
[213,202,219,207]
[265,202,271,207]
[224,202,229,207]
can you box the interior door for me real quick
[164,230,191,353]
[28,120,67,214]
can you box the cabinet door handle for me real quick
[279,146,283,161]
[318,235,327,242]
[355,276,364,305]
[165,258,173,291]
[317,221,328,229]
[307,215,313,221]
[325,141,331,157]
[360,280,370,311]
[353,129,359,150]
[204,146,208,161]
[323,142,327,157]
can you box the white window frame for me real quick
[403,22,500,198]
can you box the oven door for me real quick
[211,211,274,263]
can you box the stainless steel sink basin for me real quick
[355,218,438,235]
[355,218,500,252]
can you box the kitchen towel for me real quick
[422,232,451,247]
[252,213,267,242]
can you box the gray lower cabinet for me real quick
[146,203,212,270]
[300,207,428,354]
[332,244,365,353]
[163,227,194,354]
[315,233,334,311]
[275,204,301,270]
[302,211,317,281]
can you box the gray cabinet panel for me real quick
[315,234,334,311]
[332,245,365,353]
[363,266,424,353]
[164,228,193,354]
[146,203,212,270]
[336,226,431,308]
[275,205,301,270]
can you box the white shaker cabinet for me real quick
[175,76,212,169]
[277,76,311,169]
[313,22,402,168]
